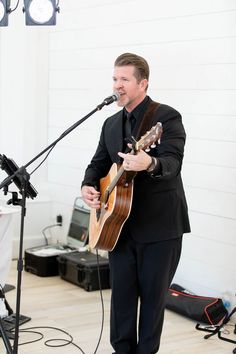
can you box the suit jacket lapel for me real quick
[106,110,124,163]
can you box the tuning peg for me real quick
[150,143,156,148]
[145,147,150,152]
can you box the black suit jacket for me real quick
[82,98,191,242]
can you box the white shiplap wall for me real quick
[47,0,236,304]
[0,13,53,250]
[0,0,234,303]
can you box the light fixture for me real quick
[23,0,59,26]
[0,0,10,27]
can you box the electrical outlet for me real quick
[56,214,63,226]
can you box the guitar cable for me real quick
[3,251,106,353]
[93,249,105,354]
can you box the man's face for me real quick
[112,65,148,112]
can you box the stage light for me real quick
[0,0,10,27]
[23,0,59,26]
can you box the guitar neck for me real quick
[101,121,163,205]
[108,165,125,193]
[106,148,137,198]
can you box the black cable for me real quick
[29,113,90,177]
[41,223,61,246]
[29,103,99,177]
[93,250,105,354]
[8,0,20,13]
[17,329,44,345]
[1,253,107,353]
[18,325,85,353]
[1,249,106,353]
[29,145,56,176]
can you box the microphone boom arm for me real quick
[0,94,118,354]
[0,94,119,192]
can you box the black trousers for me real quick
[108,233,183,354]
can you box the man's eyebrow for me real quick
[112,76,129,80]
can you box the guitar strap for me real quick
[135,100,160,140]
[123,100,161,184]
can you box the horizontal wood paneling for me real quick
[186,186,236,219]
[176,255,235,295]
[183,163,236,193]
[184,139,236,167]
[49,64,236,91]
[181,234,236,270]
[49,36,236,69]
[151,90,236,115]
[188,211,236,245]
[184,114,236,141]
[51,12,236,51]
[47,0,236,301]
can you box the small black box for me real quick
[57,251,110,291]
[24,245,75,277]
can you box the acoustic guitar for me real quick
[89,122,163,251]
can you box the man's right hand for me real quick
[81,185,101,209]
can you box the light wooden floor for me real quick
[0,261,235,354]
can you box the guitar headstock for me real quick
[134,122,163,152]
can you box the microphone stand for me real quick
[0,97,116,354]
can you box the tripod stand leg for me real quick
[0,317,12,354]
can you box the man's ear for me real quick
[141,79,148,91]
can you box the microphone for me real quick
[102,92,120,106]
[97,92,120,110]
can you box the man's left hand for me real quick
[118,148,152,172]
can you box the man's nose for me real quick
[114,80,123,89]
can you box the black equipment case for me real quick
[57,251,110,291]
[24,244,75,277]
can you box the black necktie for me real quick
[124,112,135,138]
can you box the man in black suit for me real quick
[81,53,190,354]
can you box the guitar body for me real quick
[88,121,162,252]
[89,163,133,251]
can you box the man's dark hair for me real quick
[114,53,150,83]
